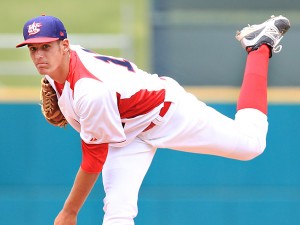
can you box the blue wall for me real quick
[1,103,300,225]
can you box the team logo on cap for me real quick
[28,22,42,36]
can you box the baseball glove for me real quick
[40,77,68,128]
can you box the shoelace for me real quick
[273,36,284,53]
[273,45,282,53]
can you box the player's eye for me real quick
[42,44,50,49]
[28,46,37,52]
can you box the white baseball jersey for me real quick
[45,45,180,172]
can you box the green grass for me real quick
[0,0,149,87]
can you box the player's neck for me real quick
[48,52,70,84]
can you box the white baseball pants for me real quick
[101,86,268,224]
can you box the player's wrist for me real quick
[62,203,80,216]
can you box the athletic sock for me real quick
[237,44,270,115]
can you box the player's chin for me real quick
[35,66,49,75]
[36,69,47,75]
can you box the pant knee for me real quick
[230,136,266,161]
[233,108,268,161]
[103,195,138,225]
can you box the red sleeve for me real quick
[81,140,108,173]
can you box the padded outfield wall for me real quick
[1,103,300,225]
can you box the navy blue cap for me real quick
[16,15,67,48]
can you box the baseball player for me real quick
[16,15,290,225]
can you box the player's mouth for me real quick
[35,62,49,74]
[35,62,48,68]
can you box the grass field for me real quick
[0,0,149,87]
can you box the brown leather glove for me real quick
[40,77,68,128]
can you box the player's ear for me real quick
[61,39,70,52]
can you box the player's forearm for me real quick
[62,167,100,214]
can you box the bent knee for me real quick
[237,145,265,161]
[229,137,266,161]
[103,194,138,224]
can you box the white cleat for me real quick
[235,15,291,56]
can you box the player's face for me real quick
[27,40,69,78]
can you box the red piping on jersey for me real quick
[67,50,101,91]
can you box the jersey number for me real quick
[95,56,135,72]
[82,48,134,72]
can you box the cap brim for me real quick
[16,37,59,48]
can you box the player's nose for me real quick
[34,49,44,59]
